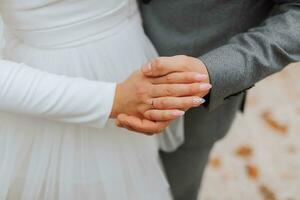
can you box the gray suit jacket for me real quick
[140,0,300,150]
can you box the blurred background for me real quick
[199,63,300,200]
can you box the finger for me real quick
[150,96,206,110]
[118,115,164,135]
[117,114,143,132]
[117,114,168,135]
[150,72,208,84]
[122,124,136,132]
[143,109,185,121]
[116,117,136,131]
[151,83,212,97]
[115,119,123,127]
[141,55,195,77]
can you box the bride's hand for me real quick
[111,66,211,135]
[110,69,209,118]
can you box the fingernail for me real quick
[117,114,126,121]
[195,74,207,81]
[172,110,185,116]
[142,63,152,73]
[192,97,205,105]
[199,83,212,90]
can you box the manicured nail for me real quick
[172,110,185,116]
[195,74,207,81]
[192,97,205,105]
[142,63,152,73]
[199,83,212,90]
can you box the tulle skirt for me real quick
[0,13,171,200]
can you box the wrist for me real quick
[110,83,122,118]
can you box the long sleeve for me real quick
[201,1,300,110]
[0,60,116,128]
[0,10,118,129]
[0,12,117,129]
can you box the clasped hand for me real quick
[110,55,211,135]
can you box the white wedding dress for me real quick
[0,0,172,199]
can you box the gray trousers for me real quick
[160,94,244,200]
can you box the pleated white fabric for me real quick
[0,0,172,199]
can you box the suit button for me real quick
[142,0,151,4]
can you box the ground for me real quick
[199,63,300,200]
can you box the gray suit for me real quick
[140,0,300,199]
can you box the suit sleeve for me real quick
[200,1,300,110]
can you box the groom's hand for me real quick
[143,55,210,94]
[116,56,211,134]
[115,56,211,135]
[111,69,210,135]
